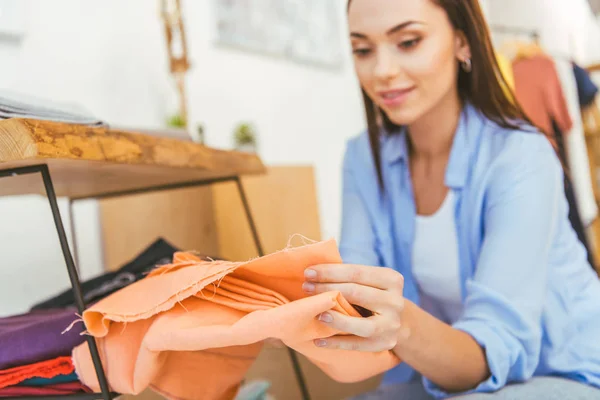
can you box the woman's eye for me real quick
[398,38,421,50]
[353,48,372,57]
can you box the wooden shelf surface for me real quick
[0,119,265,199]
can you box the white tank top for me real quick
[412,191,463,323]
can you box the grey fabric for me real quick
[0,89,105,126]
[348,377,600,400]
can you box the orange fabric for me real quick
[0,357,74,389]
[513,54,573,135]
[72,239,401,400]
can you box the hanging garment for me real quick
[31,238,179,310]
[0,357,74,389]
[0,308,84,370]
[0,382,90,397]
[496,52,515,97]
[553,58,598,226]
[573,63,599,109]
[513,54,573,135]
[72,240,401,400]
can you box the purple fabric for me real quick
[0,308,85,370]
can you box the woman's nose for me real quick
[374,45,400,82]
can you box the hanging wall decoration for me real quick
[212,0,343,69]
[161,0,191,130]
[0,0,26,41]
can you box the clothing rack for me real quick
[491,26,578,62]
[0,118,312,400]
[490,24,540,42]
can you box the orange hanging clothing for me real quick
[72,239,401,400]
[0,357,74,389]
[512,54,573,135]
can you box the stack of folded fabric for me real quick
[31,238,181,311]
[0,308,90,396]
[0,238,186,397]
[72,239,401,400]
[0,89,105,126]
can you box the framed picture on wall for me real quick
[211,0,344,69]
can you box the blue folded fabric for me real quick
[234,381,271,400]
[18,372,78,386]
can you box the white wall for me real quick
[0,0,364,316]
[182,0,365,241]
[0,196,103,316]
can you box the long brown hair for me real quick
[348,0,534,188]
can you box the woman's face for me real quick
[348,0,470,126]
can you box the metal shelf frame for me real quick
[0,164,311,400]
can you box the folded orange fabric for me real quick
[0,356,74,389]
[72,239,401,400]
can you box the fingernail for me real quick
[302,282,315,293]
[315,339,327,347]
[318,312,333,323]
[304,269,317,280]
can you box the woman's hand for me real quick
[302,264,408,352]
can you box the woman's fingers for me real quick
[313,334,398,353]
[316,310,378,337]
[302,281,392,313]
[305,264,404,293]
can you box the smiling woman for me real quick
[301,0,600,399]
[347,0,532,189]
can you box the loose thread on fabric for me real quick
[176,291,189,312]
[286,233,318,250]
[197,272,229,301]
[120,321,128,335]
[61,314,84,335]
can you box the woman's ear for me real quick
[455,30,471,62]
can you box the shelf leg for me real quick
[234,176,312,400]
[39,165,112,400]
[68,199,81,273]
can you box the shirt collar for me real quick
[382,103,484,189]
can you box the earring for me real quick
[461,58,472,73]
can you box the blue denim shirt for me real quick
[339,104,600,398]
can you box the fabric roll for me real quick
[18,372,78,386]
[0,308,84,370]
[0,382,90,397]
[553,58,598,226]
[72,240,400,400]
[0,357,74,389]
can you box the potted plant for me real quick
[233,122,258,153]
[166,113,186,128]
